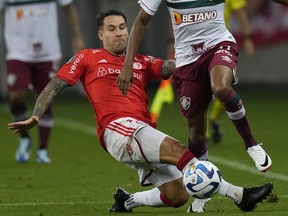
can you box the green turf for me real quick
[0,86,288,215]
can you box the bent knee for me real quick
[212,86,231,100]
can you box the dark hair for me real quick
[97,9,127,30]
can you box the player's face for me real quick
[98,15,128,56]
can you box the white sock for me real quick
[219,178,243,203]
[182,157,199,173]
[124,187,166,210]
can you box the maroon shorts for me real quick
[173,41,238,118]
[6,60,59,93]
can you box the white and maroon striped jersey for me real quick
[139,0,236,67]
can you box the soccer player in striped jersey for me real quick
[117,0,272,212]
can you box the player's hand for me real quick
[117,66,133,96]
[7,116,39,134]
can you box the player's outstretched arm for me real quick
[117,9,152,96]
[7,78,68,134]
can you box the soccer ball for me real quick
[183,161,222,199]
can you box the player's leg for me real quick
[185,107,209,160]
[172,61,212,161]
[7,60,32,163]
[209,43,271,172]
[32,61,57,163]
[109,174,188,212]
[105,120,192,212]
[173,61,213,212]
[105,118,273,212]
[206,99,224,144]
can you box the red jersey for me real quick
[56,48,164,149]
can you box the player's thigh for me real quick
[104,118,165,163]
[209,42,238,89]
[173,63,212,119]
[6,60,32,92]
[107,124,167,163]
[139,163,183,188]
[133,125,168,163]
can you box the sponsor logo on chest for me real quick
[173,10,217,25]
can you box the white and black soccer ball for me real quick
[183,161,222,199]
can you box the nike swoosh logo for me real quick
[260,155,269,167]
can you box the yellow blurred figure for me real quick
[150,35,175,123]
[206,0,255,144]
[150,77,174,122]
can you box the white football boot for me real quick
[187,198,211,213]
[15,137,32,163]
[36,149,51,163]
[247,144,272,172]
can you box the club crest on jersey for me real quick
[192,43,205,53]
[133,62,142,70]
[173,10,217,25]
[180,96,191,110]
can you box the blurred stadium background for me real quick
[1,0,288,95]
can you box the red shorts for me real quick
[6,60,59,93]
[173,41,238,118]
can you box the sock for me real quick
[218,178,243,203]
[220,89,257,148]
[38,111,54,149]
[176,150,198,172]
[125,188,166,210]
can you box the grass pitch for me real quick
[0,86,288,216]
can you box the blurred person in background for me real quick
[0,0,85,163]
[272,0,288,5]
[7,9,273,213]
[117,0,272,212]
[206,0,255,145]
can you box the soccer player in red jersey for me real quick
[7,9,272,213]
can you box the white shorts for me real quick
[104,117,183,187]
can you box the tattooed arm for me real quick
[7,78,68,133]
[32,78,68,118]
[161,59,175,79]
